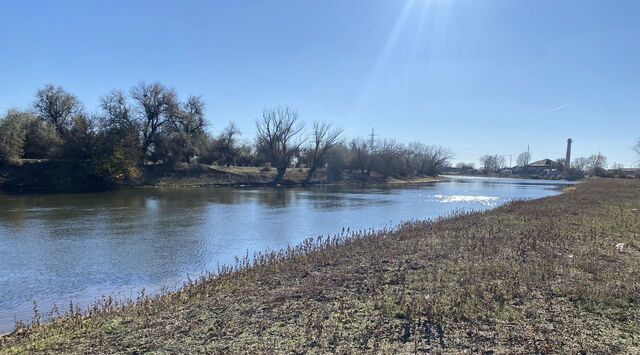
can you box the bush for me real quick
[326,144,350,182]
[23,119,63,159]
[0,110,32,162]
[260,163,272,172]
[62,114,96,160]
[93,129,142,184]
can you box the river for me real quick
[0,176,573,333]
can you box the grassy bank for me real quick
[141,165,444,188]
[0,161,444,193]
[1,179,639,353]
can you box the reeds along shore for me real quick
[1,179,640,354]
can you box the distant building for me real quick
[526,159,563,175]
[443,165,478,175]
[607,168,640,178]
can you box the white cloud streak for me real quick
[547,103,571,113]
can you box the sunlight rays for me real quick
[353,0,451,115]
[353,0,416,112]
[404,0,432,88]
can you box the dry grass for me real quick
[1,179,639,354]
[386,176,442,185]
[146,164,444,188]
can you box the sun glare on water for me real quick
[433,194,500,206]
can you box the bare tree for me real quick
[479,154,505,174]
[168,95,207,163]
[256,106,305,184]
[587,153,606,169]
[176,96,206,136]
[216,122,241,167]
[325,143,349,182]
[99,90,135,131]
[586,153,607,176]
[349,138,378,176]
[611,162,624,171]
[303,121,343,184]
[33,84,82,135]
[130,82,180,158]
[376,138,404,177]
[572,157,589,172]
[634,138,640,166]
[422,146,454,176]
[63,112,96,159]
[516,151,531,166]
[407,143,453,176]
[456,162,475,171]
[406,142,425,172]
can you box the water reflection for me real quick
[0,177,572,333]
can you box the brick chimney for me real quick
[565,138,572,172]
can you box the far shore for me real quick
[4,160,599,195]
[0,162,448,194]
[441,172,582,181]
[139,165,448,189]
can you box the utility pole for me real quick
[369,127,376,150]
[527,145,531,165]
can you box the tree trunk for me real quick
[304,164,317,185]
[273,166,286,185]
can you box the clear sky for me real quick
[1,0,638,166]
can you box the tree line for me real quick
[470,151,620,177]
[0,83,454,185]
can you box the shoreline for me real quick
[1,167,448,194]
[2,179,638,353]
[441,173,583,181]
[138,176,447,189]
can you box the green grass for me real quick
[1,179,639,353]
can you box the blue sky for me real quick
[1,0,638,166]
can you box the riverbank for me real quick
[443,172,583,181]
[2,179,639,353]
[142,164,445,188]
[0,161,444,193]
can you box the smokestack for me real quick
[565,138,572,172]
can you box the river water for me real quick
[0,176,573,333]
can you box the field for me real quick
[1,179,639,353]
